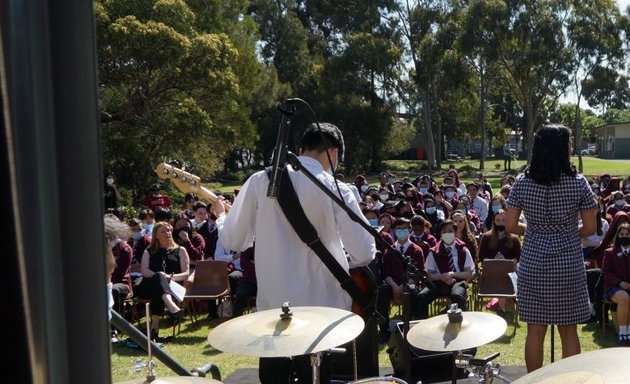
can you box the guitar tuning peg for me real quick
[181,176,188,183]
[173,172,179,180]
[191,180,197,186]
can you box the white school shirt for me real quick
[216,156,376,311]
[425,243,475,274]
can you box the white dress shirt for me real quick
[216,156,376,311]
[425,243,475,274]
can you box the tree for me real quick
[582,66,630,112]
[492,0,575,160]
[566,0,624,171]
[97,0,262,196]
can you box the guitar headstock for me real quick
[155,163,202,194]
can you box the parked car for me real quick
[581,148,596,156]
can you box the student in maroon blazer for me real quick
[601,222,630,345]
[416,219,475,319]
[376,217,425,343]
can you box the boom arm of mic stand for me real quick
[267,101,295,198]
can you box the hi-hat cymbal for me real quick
[117,377,223,384]
[513,347,630,383]
[406,311,507,352]
[207,305,364,358]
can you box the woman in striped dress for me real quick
[505,123,597,372]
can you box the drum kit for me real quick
[117,301,630,384]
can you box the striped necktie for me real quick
[447,246,455,272]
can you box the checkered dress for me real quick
[506,173,597,325]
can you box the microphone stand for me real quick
[286,151,433,383]
[267,100,295,198]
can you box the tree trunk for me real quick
[422,90,436,170]
[479,63,486,170]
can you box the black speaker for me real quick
[386,320,476,384]
[330,315,380,381]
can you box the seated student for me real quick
[363,207,394,253]
[376,217,426,343]
[421,195,444,237]
[127,218,151,273]
[452,209,479,264]
[601,222,630,345]
[607,190,630,217]
[416,219,475,319]
[409,214,437,257]
[232,245,257,317]
[478,209,521,312]
[593,211,630,268]
[581,199,610,267]
[172,217,205,272]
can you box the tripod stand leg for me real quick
[311,352,322,384]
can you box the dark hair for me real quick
[301,122,345,161]
[393,217,411,229]
[437,219,455,234]
[614,223,630,248]
[184,192,198,202]
[526,123,576,185]
[154,208,173,222]
[193,201,207,211]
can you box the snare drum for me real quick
[350,377,408,384]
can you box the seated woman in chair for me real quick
[136,221,190,341]
[602,223,630,345]
[478,209,521,312]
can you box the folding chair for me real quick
[476,259,519,327]
[181,260,232,327]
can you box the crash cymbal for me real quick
[406,310,507,352]
[207,304,364,358]
[117,377,223,384]
[513,347,630,383]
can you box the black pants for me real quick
[259,354,331,384]
[416,281,468,319]
[504,155,511,170]
[233,280,257,317]
[136,273,171,316]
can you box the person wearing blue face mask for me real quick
[483,194,507,233]
[376,217,426,344]
[422,196,444,237]
[140,208,156,237]
[126,218,151,274]
[362,207,395,254]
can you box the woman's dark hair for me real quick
[525,123,576,185]
[614,223,630,248]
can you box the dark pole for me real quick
[3,1,109,383]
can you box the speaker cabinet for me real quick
[387,320,476,383]
[330,315,380,381]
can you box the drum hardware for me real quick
[406,304,508,384]
[208,302,364,383]
[112,304,223,384]
[454,352,512,384]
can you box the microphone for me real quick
[267,100,296,198]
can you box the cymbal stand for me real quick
[455,352,512,384]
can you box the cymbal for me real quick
[117,377,223,384]
[406,311,507,352]
[513,347,630,383]
[207,305,364,358]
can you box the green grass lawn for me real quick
[212,157,630,194]
[111,305,620,382]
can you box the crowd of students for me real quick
[105,167,630,348]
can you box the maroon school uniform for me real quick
[111,241,133,291]
[383,241,425,286]
[478,233,521,262]
[602,246,630,293]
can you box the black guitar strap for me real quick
[266,166,373,317]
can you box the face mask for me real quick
[142,223,154,234]
[360,185,369,193]
[492,205,502,214]
[368,218,379,226]
[395,229,410,240]
[133,231,143,241]
[441,232,455,245]
[445,191,455,199]
[106,177,114,186]
[379,194,389,202]
[615,199,626,207]
[106,282,114,321]
[494,225,505,232]
[419,187,428,194]
[620,237,630,247]
[425,207,436,215]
